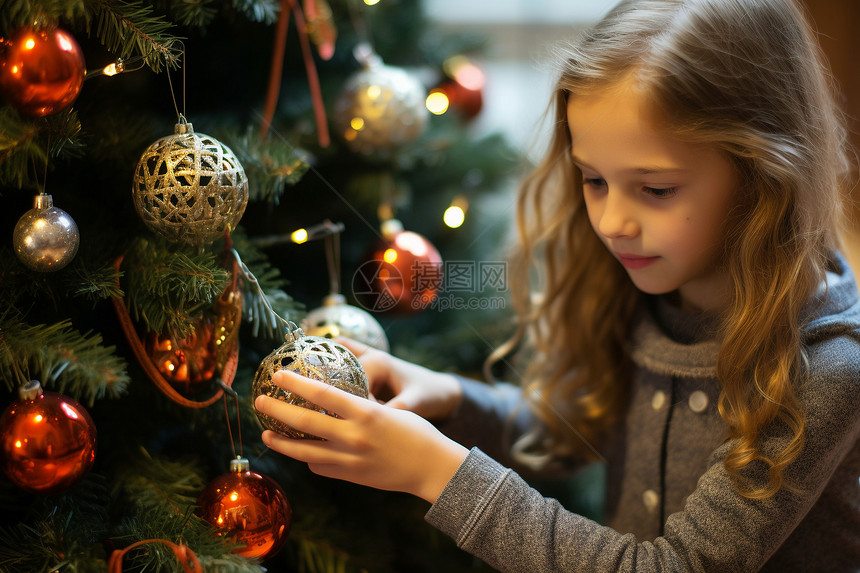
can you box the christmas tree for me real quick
[0,0,527,570]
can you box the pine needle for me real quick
[0,315,130,406]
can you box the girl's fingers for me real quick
[269,369,360,418]
[255,394,340,440]
[334,336,373,359]
[262,430,341,465]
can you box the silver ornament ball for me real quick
[13,194,79,272]
[333,57,429,155]
[301,294,389,352]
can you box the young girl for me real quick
[255,0,860,570]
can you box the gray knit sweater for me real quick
[426,253,860,572]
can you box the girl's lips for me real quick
[615,253,660,269]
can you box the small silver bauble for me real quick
[333,51,428,155]
[132,120,248,246]
[301,293,389,352]
[13,193,79,272]
[252,325,369,439]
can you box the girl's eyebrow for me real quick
[570,153,688,175]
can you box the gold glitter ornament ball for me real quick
[252,327,369,439]
[132,121,248,246]
[301,294,389,352]
[333,53,428,155]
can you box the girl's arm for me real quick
[338,337,542,470]
[257,347,860,572]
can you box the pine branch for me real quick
[111,447,207,514]
[226,126,311,204]
[231,0,280,25]
[0,474,110,573]
[0,107,84,188]
[84,0,184,73]
[0,0,89,31]
[161,0,219,28]
[69,258,125,302]
[0,314,130,406]
[123,237,231,337]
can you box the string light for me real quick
[290,220,345,245]
[426,90,450,115]
[291,228,309,244]
[443,195,469,228]
[84,57,144,80]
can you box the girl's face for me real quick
[567,78,738,312]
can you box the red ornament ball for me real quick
[0,380,97,494]
[353,219,442,314]
[430,80,483,120]
[0,26,86,117]
[198,457,292,560]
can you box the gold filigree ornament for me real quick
[132,117,248,247]
[252,324,369,439]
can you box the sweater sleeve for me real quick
[434,376,536,470]
[425,342,860,572]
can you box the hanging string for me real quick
[230,248,295,337]
[165,40,187,121]
[221,386,243,460]
[346,0,373,52]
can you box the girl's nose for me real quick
[597,190,639,239]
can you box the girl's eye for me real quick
[644,186,678,198]
[583,177,607,188]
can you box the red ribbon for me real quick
[261,0,330,147]
[110,254,239,409]
[108,539,202,573]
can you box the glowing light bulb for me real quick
[383,248,398,264]
[350,117,365,131]
[444,205,465,228]
[291,228,309,244]
[426,91,450,115]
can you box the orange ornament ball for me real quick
[198,457,292,560]
[146,319,219,397]
[0,381,97,494]
[0,26,86,117]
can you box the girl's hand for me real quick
[335,337,464,421]
[256,369,469,503]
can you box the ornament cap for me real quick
[229,456,250,473]
[174,119,194,135]
[322,293,347,306]
[33,193,53,210]
[18,380,43,401]
[283,322,306,344]
[353,42,382,69]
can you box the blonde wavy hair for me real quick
[492,0,853,498]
